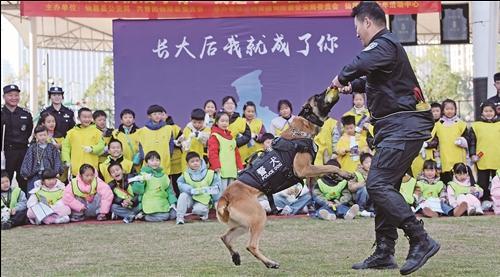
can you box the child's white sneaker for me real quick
[55,215,70,224]
[359,210,373,218]
[318,209,336,221]
[280,205,293,216]
[176,218,185,225]
[111,212,117,220]
[344,204,359,220]
[134,212,144,220]
[481,201,492,211]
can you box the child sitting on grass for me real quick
[27,169,70,225]
[63,164,113,222]
[132,151,177,222]
[1,170,27,230]
[176,152,221,224]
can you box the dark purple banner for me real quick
[113,17,362,128]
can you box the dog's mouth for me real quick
[299,87,340,127]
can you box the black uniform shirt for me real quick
[1,106,33,149]
[40,104,75,136]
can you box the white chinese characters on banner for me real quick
[152,33,340,60]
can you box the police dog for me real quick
[216,87,352,269]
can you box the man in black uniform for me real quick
[331,2,439,275]
[39,86,75,137]
[1,84,33,193]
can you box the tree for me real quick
[82,56,114,126]
[408,46,463,102]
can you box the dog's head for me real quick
[298,87,340,127]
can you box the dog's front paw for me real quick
[338,170,354,180]
[265,261,280,269]
[232,253,241,265]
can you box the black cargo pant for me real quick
[5,147,28,194]
[366,140,424,241]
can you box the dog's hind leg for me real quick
[246,215,280,269]
[221,226,248,266]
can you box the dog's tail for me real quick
[216,195,230,224]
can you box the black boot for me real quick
[400,219,440,275]
[352,237,398,270]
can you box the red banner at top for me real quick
[20,1,441,19]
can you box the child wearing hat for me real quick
[27,169,71,225]
[136,105,174,175]
[62,107,105,177]
[176,151,221,224]
[21,125,63,192]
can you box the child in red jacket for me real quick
[208,112,243,194]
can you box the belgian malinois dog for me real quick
[216,87,352,268]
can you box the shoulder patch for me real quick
[362,42,378,52]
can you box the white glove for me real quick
[142,173,153,181]
[83,146,93,153]
[454,137,468,149]
[127,175,144,183]
[170,204,177,211]
[355,126,362,133]
[190,188,200,195]
[471,155,480,163]
[422,142,428,149]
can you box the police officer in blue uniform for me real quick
[39,86,75,137]
[1,84,33,193]
[331,2,439,275]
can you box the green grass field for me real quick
[1,215,499,276]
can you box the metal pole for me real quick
[29,17,38,114]
[45,52,49,107]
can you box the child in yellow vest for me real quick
[112,109,141,168]
[178,109,211,171]
[221,96,252,151]
[336,115,369,173]
[270,99,295,136]
[1,170,27,230]
[108,163,140,223]
[314,117,341,165]
[131,151,177,222]
[348,153,374,217]
[208,112,244,193]
[239,101,266,164]
[469,102,499,203]
[62,108,105,177]
[176,152,221,224]
[399,173,417,210]
[63,164,113,222]
[93,110,114,164]
[446,163,484,216]
[27,169,70,225]
[342,92,371,145]
[415,160,467,218]
[162,111,183,196]
[98,139,134,183]
[136,105,174,175]
[431,99,470,184]
[311,159,360,221]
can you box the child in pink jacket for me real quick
[446,163,484,216]
[63,164,113,221]
[491,170,500,215]
[27,169,71,225]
